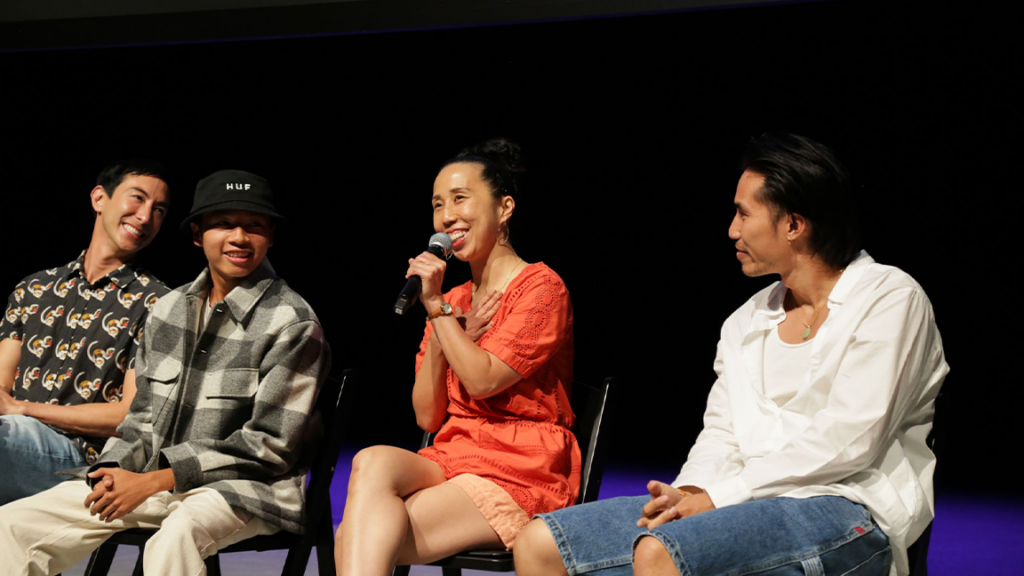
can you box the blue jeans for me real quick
[0,415,88,505]
[536,495,891,576]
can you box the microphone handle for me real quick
[393,244,449,316]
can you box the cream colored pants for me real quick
[0,479,279,576]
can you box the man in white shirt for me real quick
[513,133,948,576]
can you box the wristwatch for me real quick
[427,302,453,320]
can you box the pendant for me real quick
[801,326,811,340]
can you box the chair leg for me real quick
[83,544,118,576]
[282,540,314,576]
[205,554,222,576]
[307,514,335,576]
[313,539,334,576]
[131,547,144,576]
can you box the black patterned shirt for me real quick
[0,252,169,461]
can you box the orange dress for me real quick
[416,262,580,524]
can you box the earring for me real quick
[498,222,510,246]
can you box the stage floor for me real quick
[63,453,1024,576]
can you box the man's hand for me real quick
[456,290,501,342]
[637,480,684,528]
[638,480,716,529]
[0,387,25,416]
[84,467,173,523]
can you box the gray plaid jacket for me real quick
[87,261,330,533]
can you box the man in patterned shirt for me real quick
[0,169,331,575]
[0,159,171,505]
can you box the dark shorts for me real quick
[535,495,891,576]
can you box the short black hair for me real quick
[442,138,525,200]
[741,133,862,269]
[95,159,169,197]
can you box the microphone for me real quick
[394,233,453,315]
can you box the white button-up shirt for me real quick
[673,251,948,576]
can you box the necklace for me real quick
[798,268,845,340]
[473,256,523,302]
[800,303,828,340]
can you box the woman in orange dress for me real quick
[335,138,578,576]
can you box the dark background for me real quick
[1,1,1017,494]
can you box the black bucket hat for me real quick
[179,169,287,236]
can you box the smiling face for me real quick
[729,170,794,277]
[432,162,513,263]
[191,210,274,288]
[91,174,169,258]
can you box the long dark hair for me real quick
[741,132,862,269]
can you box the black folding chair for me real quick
[907,390,944,576]
[83,369,357,576]
[393,376,618,576]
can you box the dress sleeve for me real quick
[480,271,571,379]
[703,287,946,508]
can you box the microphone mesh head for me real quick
[428,232,453,258]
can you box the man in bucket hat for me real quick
[0,170,331,576]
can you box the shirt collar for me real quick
[750,249,874,324]
[187,259,278,325]
[826,250,873,305]
[64,250,140,290]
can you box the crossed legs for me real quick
[334,445,503,576]
[514,518,572,576]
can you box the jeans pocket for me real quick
[840,546,892,576]
[819,529,891,576]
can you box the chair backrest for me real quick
[302,370,358,537]
[417,376,617,506]
[570,377,617,504]
[907,389,943,576]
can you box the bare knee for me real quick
[633,536,679,576]
[347,446,399,498]
[514,519,567,576]
[349,446,388,480]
